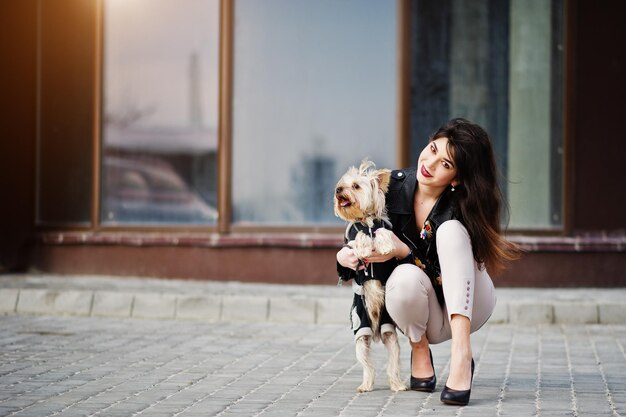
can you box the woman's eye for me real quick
[442,161,450,169]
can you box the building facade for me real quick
[1,0,624,286]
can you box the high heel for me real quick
[410,348,436,393]
[440,358,474,406]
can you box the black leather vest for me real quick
[386,167,461,306]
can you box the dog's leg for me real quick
[382,330,407,392]
[353,231,374,259]
[355,335,375,393]
[363,280,385,342]
[373,230,395,256]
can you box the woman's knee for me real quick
[386,265,430,308]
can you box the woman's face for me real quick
[416,137,458,188]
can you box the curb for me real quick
[1,286,626,325]
[0,287,350,325]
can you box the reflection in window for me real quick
[409,0,563,229]
[232,0,398,225]
[102,0,219,225]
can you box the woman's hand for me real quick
[337,242,360,271]
[366,229,411,263]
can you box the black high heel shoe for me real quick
[410,348,436,392]
[440,358,474,406]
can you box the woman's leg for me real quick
[446,314,472,390]
[409,334,432,379]
[424,267,496,343]
[424,221,496,341]
[385,264,440,378]
[429,220,496,393]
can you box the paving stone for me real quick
[92,291,134,318]
[598,303,626,324]
[488,296,509,323]
[0,288,18,313]
[16,289,60,314]
[221,295,268,322]
[53,290,94,316]
[176,294,221,321]
[268,296,316,323]
[553,302,598,324]
[14,289,92,316]
[132,293,177,319]
[509,301,553,324]
[316,297,350,325]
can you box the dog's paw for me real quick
[389,379,408,392]
[354,232,373,259]
[357,382,374,393]
[374,229,394,255]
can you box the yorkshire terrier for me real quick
[334,159,406,393]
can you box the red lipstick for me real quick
[420,164,432,178]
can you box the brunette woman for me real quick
[336,118,520,406]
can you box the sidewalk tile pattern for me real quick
[1,315,625,416]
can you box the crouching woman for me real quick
[337,118,521,406]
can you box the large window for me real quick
[101,0,220,225]
[409,0,564,229]
[231,0,398,226]
[95,0,562,230]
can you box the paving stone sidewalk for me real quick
[2,274,626,325]
[1,315,625,416]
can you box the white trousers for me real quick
[385,220,496,344]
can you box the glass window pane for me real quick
[101,0,219,225]
[409,0,563,230]
[232,0,398,226]
[507,0,563,229]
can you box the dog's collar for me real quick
[349,218,392,228]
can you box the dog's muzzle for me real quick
[336,194,352,208]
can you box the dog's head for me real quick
[334,159,391,224]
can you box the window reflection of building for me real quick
[101,0,219,225]
[292,152,336,224]
[232,0,398,226]
[98,0,564,228]
[409,0,563,229]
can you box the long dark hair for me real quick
[431,118,521,274]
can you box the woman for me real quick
[336,118,520,406]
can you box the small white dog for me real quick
[334,159,406,393]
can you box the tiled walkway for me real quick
[1,314,625,416]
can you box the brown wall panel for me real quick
[571,0,626,230]
[31,245,343,285]
[498,252,625,287]
[31,244,625,287]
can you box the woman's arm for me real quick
[436,220,476,277]
[337,244,359,270]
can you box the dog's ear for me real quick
[358,159,375,176]
[375,169,392,193]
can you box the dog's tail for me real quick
[363,280,385,342]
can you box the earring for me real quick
[451,184,455,192]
